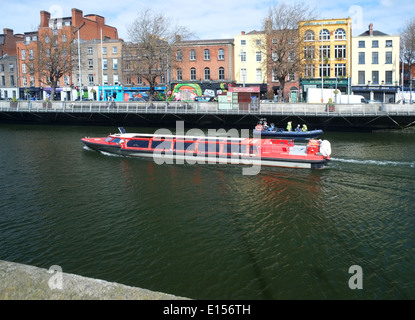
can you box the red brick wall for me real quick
[172,41,234,82]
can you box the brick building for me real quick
[16,8,119,100]
[0,29,23,99]
[170,39,235,100]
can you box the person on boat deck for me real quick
[263,120,269,131]
[302,124,308,132]
[286,121,292,131]
[269,123,275,131]
[296,124,301,132]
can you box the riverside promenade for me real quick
[1,100,415,130]
[0,260,188,300]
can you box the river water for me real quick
[0,123,414,300]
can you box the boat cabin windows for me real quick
[127,139,150,149]
[151,138,173,150]
[175,139,197,152]
[105,137,122,144]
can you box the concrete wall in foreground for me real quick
[0,260,189,300]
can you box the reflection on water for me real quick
[0,125,414,299]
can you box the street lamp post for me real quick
[73,22,85,101]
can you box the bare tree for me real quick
[261,1,317,102]
[401,17,415,93]
[126,9,193,101]
[34,28,74,101]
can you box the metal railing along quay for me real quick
[1,100,415,117]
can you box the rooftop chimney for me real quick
[241,31,245,35]
[369,23,373,36]
[40,10,51,28]
[3,28,13,35]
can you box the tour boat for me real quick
[81,127,332,169]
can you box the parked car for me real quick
[74,97,93,101]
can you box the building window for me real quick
[319,64,330,77]
[319,29,330,41]
[103,74,108,85]
[304,64,315,77]
[304,30,315,41]
[113,74,119,85]
[385,52,392,64]
[29,50,33,60]
[23,77,27,87]
[256,39,261,46]
[10,75,15,86]
[1,76,4,86]
[88,74,94,86]
[372,52,379,64]
[102,47,107,55]
[0,64,3,72]
[204,49,210,60]
[126,76,131,85]
[241,39,246,46]
[176,50,182,61]
[272,69,279,82]
[22,63,26,74]
[240,51,246,62]
[21,50,26,60]
[335,45,346,59]
[319,45,330,59]
[177,69,182,81]
[88,47,93,55]
[358,41,365,48]
[272,51,279,61]
[113,46,117,54]
[88,59,93,69]
[288,51,295,62]
[335,64,346,77]
[385,40,393,48]
[103,59,107,69]
[204,67,210,80]
[64,76,70,86]
[190,50,196,60]
[190,68,196,80]
[288,72,295,81]
[30,76,35,87]
[218,49,225,60]
[358,52,365,64]
[372,71,379,84]
[218,67,225,80]
[256,69,262,82]
[256,51,262,62]
[358,71,365,84]
[334,28,346,40]
[372,40,379,48]
[304,46,314,59]
[272,38,278,44]
[62,34,67,42]
[240,68,246,83]
[113,58,118,70]
[385,71,393,84]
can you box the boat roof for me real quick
[110,132,250,142]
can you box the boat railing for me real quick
[1,100,415,117]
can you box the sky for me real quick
[1,0,414,40]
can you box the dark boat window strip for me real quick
[127,139,150,148]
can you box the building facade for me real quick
[299,18,352,101]
[352,23,400,102]
[170,38,234,100]
[0,29,22,99]
[16,8,119,100]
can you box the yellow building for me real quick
[299,18,352,96]
[233,31,267,87]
